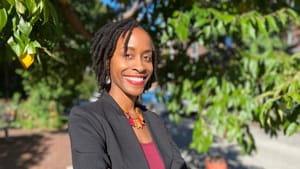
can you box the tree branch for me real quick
[120,0,151,20]
[122,0,140,19]
[57,0,93,41]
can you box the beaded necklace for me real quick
[123,107,145,129]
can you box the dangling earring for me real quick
[105,60,111,84]
[105,74,111,84]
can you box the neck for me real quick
[109,90,138,112]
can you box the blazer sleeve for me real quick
[152,113,189,169]
[68,106,110,169]
[169,135,189,169]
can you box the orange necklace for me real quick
[123,107,145,129]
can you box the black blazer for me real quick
[68,92,188,169]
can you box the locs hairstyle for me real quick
[91,18,157,92]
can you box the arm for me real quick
[68,106,110,169]
[152,113,189,169]
[168,135,189,169]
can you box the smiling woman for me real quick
[68,18,188,169]
[109,27,154,98]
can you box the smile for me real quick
[124,76,146,85]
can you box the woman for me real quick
[68,18,188,169]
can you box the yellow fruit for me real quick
[19,53,34,69]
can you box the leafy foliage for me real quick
[0,0,100,128]
[159,2,300,153]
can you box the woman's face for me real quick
[109,27,154,99]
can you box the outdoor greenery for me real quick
[0,0,299,154]
[160,2,300,153]
[0,0,100,129]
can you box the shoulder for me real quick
[68,92,122,126]
[68,93,116,126]
[69,100,103,119]
[67,96,114,140]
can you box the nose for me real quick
[133,57,146,73]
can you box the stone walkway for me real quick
[0,129,72,169]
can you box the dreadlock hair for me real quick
[91,18,157,92]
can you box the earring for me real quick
[105,74,111,84]
[105,61,110,84]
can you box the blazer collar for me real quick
[144,112,172,169]
[100,91,150,169]
[100,91,172,169]
[101,91,124,116]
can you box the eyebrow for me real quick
[125,46,153,53]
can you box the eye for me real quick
[124,53,133,59]
[143,55,152,62]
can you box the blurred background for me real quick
[1,0,300,169]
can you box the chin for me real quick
[127,88,144,97]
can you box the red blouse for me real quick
[140,142,165,169]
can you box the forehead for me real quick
[118,27,153,49]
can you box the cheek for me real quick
[110,59,125,74]
[148,64,154,75]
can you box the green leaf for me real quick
[286,8,298,21]
[25,40,41,54]
[278,10,288,25]
[267,16,279,32]
[258,109,265,126]
[43,0,59,25]
[174,14,191,41]
[167,24,174,36]
[226,124,240,142]
[248,23,256,39]
[216,20,226,35]
[278,109,284,121]
[176,24,188,41]
[0,8,8,32]
[197,37,204,46]
[190,119,213,152]
[205,77,218,88]
[18,17,32,36]
[15,0,26,14]
[13,30,26,45]
[7,36,22,56]
[241,18,255,40]
[288,81,299,94]
[222,14,235,24]
[194,15,207,28]
[41,0,49,24]
[285,96,293,109]
[291,93,300,104]
[203,26,211,39]
[257,18,268,36]
[29,1,43,24]
[285,122,299,136]
[288,81,300,103]
[173,10,180,17]
[12,16,17,32]
[249,59,258,78]
[25,0,37,15]
[160,31,169,44]
[6,0,15,6]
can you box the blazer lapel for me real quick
[144,111,173,169]
[102,92,149,169]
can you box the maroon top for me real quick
[141,142,165,169]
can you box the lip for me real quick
[124,75,147,86]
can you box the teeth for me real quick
[125,77,144,82]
